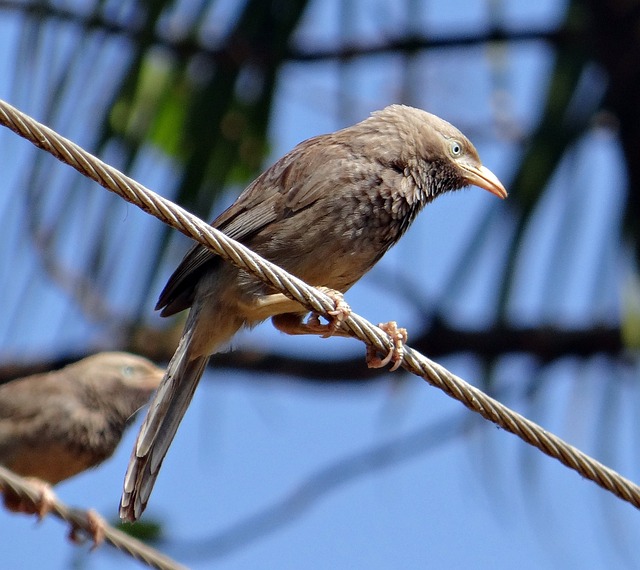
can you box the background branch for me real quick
[0,322,623,384]
[0,96,638,513]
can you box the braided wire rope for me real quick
[0,466,186,570]
[1,98,639,515]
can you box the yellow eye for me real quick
[450,140,463,156]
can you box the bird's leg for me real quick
[366,321,408,371]
[2,477,57,519]
[272,288,351,338]
[272,312,350,338]
[238,293,306,321]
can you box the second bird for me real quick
[120,104,508,521]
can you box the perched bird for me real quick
[0,352,163,502]
[120,104,507,521]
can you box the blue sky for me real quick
[3,1,640,569]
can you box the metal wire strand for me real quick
[0,466,186,570]
[1,98,639,516]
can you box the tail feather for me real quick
[119,326,209,522]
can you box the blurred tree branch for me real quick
[2,1,640,567]
[0,0,631,388]
[0,0,562,64]
[0,320,623,384]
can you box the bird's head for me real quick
[73,353,164,421]
[78,352,164,393]
[364,104,507,201]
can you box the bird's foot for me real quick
[366,321,408,371]
[33,483,57,520]
[2,477,56,520]
[272,288,351,338]
[69,509,106,549]
[312,288,351,337]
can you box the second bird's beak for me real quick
[461,164,508,199]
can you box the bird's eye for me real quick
[122,365,134,377]
[449,140,463,157]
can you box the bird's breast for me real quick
[242,187,420,294]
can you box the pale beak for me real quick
[142,369,165,390]
[460,164,508,199]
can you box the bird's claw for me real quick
[366,321,408,371]
[311,288,351,337]
[68,509,106,549]
[34,483,57,520]
[2,477,57,520]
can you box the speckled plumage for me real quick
[120,104,507,521]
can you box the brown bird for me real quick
[0,352,163,507]
[120,104,507,521]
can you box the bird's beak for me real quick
[461,164,508,199]
[143,368,165,390]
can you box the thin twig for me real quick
[1,97,639,515]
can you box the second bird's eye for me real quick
[449,140,463,156]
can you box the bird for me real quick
[0,352,163,516]
[120,104,507,521]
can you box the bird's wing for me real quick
[0,375,67,426]
[0,375,80,466]
[156,136,355,316]
[128,136,347,516]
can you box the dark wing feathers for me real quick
[156,136,354,316]
[155,245,215,315]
